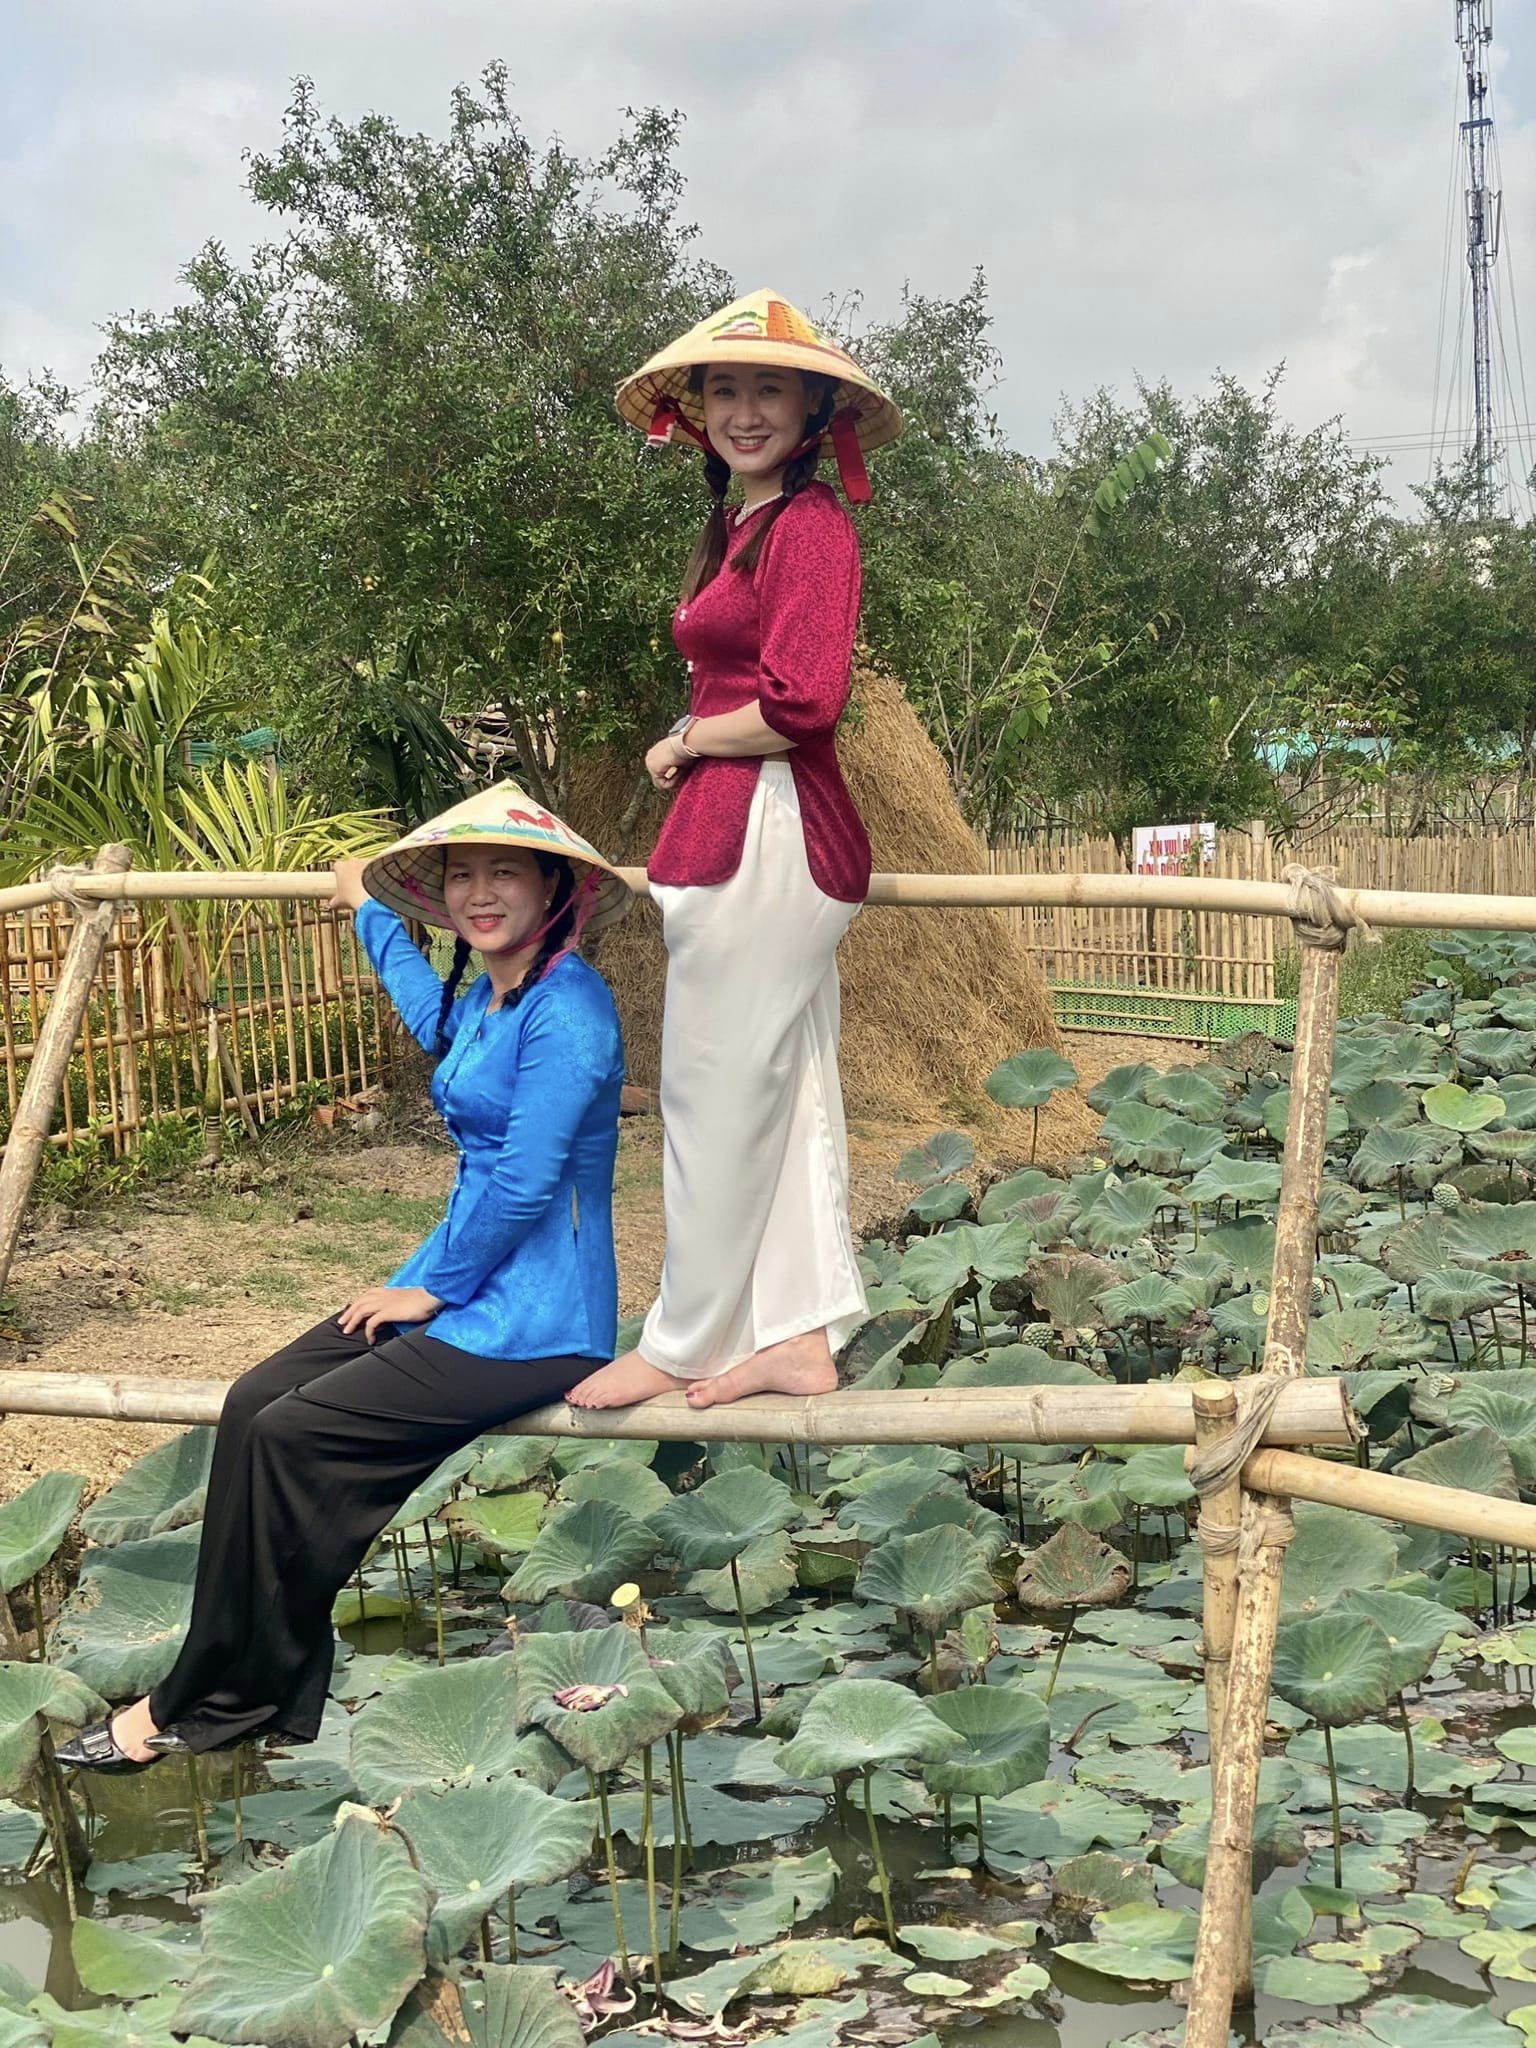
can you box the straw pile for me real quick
[567,669,1085,1136]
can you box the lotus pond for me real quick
[14,933,1536,2045]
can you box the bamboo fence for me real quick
[0,895,399,1162]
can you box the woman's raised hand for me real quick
[327,857,372,915]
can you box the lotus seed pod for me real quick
[1022,1323,1054,1345]
[1433,1182,1463,1212]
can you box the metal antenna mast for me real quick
[1456,0,1501,516]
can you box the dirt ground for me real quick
[0,1033,1188,1499]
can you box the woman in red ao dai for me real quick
[568,288,902,1411]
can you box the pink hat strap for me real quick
[652,394,872,504]
[534,867,604,981]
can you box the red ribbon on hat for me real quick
[647,398,710,452]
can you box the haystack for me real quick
[567,669,1081,1139]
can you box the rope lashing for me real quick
[1280,863,1376,952]
[1190,1376,1293,1558]
[41,864,106,917]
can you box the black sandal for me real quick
[54,1718,160,1774]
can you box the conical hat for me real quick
[615,287,902,465]
[362,781,631,936]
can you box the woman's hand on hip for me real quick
[327,857,372,915]
[645,737,688,794]
[337,1285,444,1343]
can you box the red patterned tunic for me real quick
[646,480,873,904]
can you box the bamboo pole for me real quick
[1193,1384,1240,1756]
[0,847,132,1295]
[0,1370,1355,1446]
[1240,1448,1536,1550]
[7,865,1536,932]
[1186,923,1344,2045]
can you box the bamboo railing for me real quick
[5,853,1536,2043]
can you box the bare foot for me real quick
[684,1329,838,1409]
[566,1350,688,1410]
[109,1696,161,1763]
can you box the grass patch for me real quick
[1274,928,1476,1022]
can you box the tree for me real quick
[97,70,730,814]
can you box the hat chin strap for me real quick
[647,398,872,504]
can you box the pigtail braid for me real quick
[433,938,474,1059]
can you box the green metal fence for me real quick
[1049,980,1297,1046]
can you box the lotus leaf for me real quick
[1442,1199,1536,1281]
[1141,1067,1228,1122]
[664,1937,899,2017]
[777,1678,961,1779]
[979,1174,1073,1237]
[1115,1445,1196,1509]
[905,1181,971,1227]
[0,1471,84,1595]
[895,1132,975,1188]
[70,1920,195,1999]
[1305,1308,1435,1370]
[1317,1179,1367,1232]
[1264,1090,1349,1149]
[1014,1524,1131,1611]
[1052,1900,1200,1982]
[1280,1505,1397,1617]
[854,1526,997,1637]
[607,1778,824,1847]
[1335,1589,1472,1693]
[838,1467,967,1542]
[1345,1080,1418,1131]
[979,1779,1150,1865]
[1184,1153,1284,1209]
[1204,1216,1277,1286]
[28,1989,217,2048]
[898,1231,981,1303]
[1097,1273,1196,1330]
[986,1048,1078,1109]
[1444,1385,1536,1481]
[348,1658,565,1802]
[1157,1802,1304,1888]
[1075,1178,1176,1250]
[1023,1252,1116,1335]
[1272,1613,1394,1724]
[1468,1128,1536,1167]
[1415,1267,1514,1323]
[1314,1258,1394,1308]
[942,1343,1099,1389]
[677,1849,838,1953]
[383,1444,480,1535]
[1330,1034,1393,1094]
[1398,1424,1518,1498]
[1085,1064,1157,1112]
[502,1499,655,1604]
[651,1466,798,1572]
[919,1686,1049,1798]
[0,1661,103,1793]
[1226,1077,1285,1135]
[466,1436,553,1492]
[513,1625,681,1773]
[1497,1075,1536,1130]
[645,1629,740,1718]
[1349,1126,1458,1193]
[1379,1209,1460,1282]
[1098,1102,1189,1173]
[394,1778,595,1963]
[1424,1082,1507,1133]
[1456,1027,1536,1077]
[79,1430,214,1547]
[1033,1460,1131,1533]
[556,1460,671,1525]
[442,1491,544,1556]
[49,1525,198,1696]
[388,1966,585,2048]
[895,1490,1010,1562]
[171,1810,432,2048]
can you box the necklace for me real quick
[734,492,783,525]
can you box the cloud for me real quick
[3,0,1532,503]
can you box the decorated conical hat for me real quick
[615,288,902,487]
[362,781,631,936]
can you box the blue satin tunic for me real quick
[354,899,625,1362]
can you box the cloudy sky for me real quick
[5,0,1534,504]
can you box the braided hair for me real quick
[679,371,836,603]
[432,852,579,1058]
